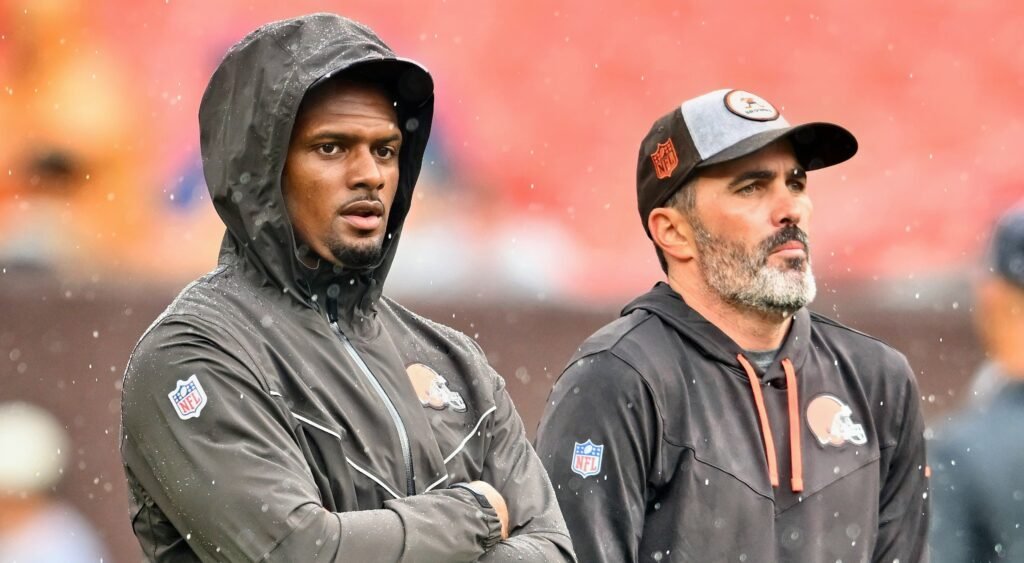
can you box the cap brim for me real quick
[697,122,858,172]
[310,57,434,107]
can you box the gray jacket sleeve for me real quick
[476,369,577,562]
[871,355,930,563]
[121,315,502,563]
[535,352,657,563]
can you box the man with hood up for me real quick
[536,89,929,562]
[120,13,574,562]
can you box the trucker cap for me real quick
[636,88,858,234]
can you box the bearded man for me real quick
[536,89,929,563]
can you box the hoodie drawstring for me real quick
[736,354,804,493]
[782,358,803,492]
[737,354,779,488]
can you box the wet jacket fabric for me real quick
[120,14,573,562]
[536,282,929,562]
[929,373,1024,563]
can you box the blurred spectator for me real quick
[0,402,109,562]
[0,0,153,279]
[929,202,1024,562]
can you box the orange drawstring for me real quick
[737,354,779,488]
[782,359,803,493]
[737,354,804,493]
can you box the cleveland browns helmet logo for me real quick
[650,139,679,180]
[806,394,867,447]
[724,89,780,122]
[406,363,467,412]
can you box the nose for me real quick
[347,147,386,192]
[771,182,810,228]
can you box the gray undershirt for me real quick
[743,348,779,375]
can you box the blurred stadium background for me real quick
[1,0,1021,559]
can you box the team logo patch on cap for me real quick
[406,363,467,412]
[571,439,604,478]
[806,394,867,447]
[724,90,780,122]
[168,374,208,420]
[650,139,679,180]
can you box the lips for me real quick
[771,240,807,254]
[339,199,385,231]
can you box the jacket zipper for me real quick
[330,321,416,497]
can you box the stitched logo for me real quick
[406,363,467,412]
[650,139,679,180]
[806,394,867,447]
[724,89,780,122]
[168,374,208,420]
[571,440,604,478]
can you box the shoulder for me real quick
[933,388,1024,454]
[378,296,486,358]
[556,310,665,401]
[811,313,917,378]
[132,269,249,358]
[124,268,267,408]
[810,312,908,363]
[571,308,663,370]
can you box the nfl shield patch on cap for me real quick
[168,374,208,420]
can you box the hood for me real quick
[622,282,812,383]
[198,13,434,324]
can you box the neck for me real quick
[667,270,793,351]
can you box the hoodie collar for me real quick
[622,282,812,383]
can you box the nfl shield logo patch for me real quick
[168,374,208,420]
[571,440,604,478]
[650,139,679,180]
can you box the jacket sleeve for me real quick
[475,368,577,562]
[535,351,658,563]
[121,315,501,563]
[871,355,930,563]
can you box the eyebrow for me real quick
[727,167,807,189]
[306,131,403,145]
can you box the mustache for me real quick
[759,226,809,256]
[338,194,384,211]
[337,194,385,215]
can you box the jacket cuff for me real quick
[385,488,501,562]
[449,485,503,549]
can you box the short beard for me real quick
[691,217,816,315]
[327,236,385,270]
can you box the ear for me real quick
[648,207,696,264]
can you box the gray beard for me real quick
[691,218,816,315]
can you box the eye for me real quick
[375,145,398,159]
[317,143,340,156]
[736,183,758,195]
[788,179,807,192]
